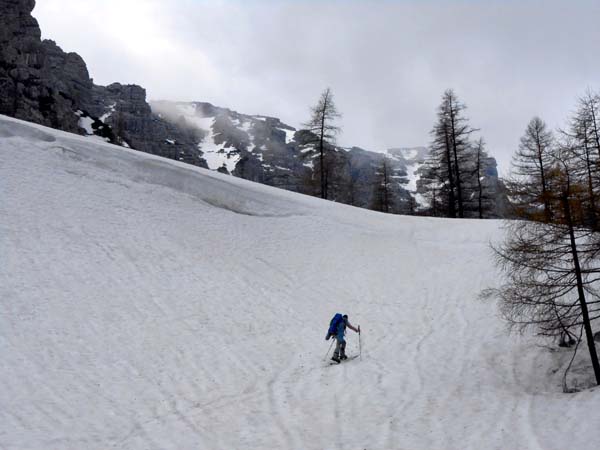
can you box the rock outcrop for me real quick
[0,0,207,167]
[151,101,445,213]
[0,0,92,132]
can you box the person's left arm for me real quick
[347,321,360,333]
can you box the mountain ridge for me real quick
[0,0,507,216]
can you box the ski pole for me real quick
[323,338,335,361]
[359,327,362,360]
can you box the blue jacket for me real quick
[335,317,347,340]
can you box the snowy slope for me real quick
[1,115,599,450]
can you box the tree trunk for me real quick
[319,113,326,199]
[582,125,598,229]
[562,191,600,385]
[589,102,600,161]
[448,104,464,218]
[535,129,551,222]
[477,149,483,219]
[383,160,389,213]
[443,124,456,218]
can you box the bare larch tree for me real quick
[563,89,600,229]
[469,138,494,219]
[490,136,600,387]
[507,117,555,222]
[371,156,393,213]
[423,89,477,218]
[303,88,341,199]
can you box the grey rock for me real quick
[0,0,207,167]
[0,0,92,132]
[94,85,206,167]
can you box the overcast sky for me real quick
[34,0,600,173]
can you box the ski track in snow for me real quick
[1,115,600,449]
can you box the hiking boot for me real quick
[331,356,340,363]
[340,355,348,360]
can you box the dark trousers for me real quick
[333,336,346,358]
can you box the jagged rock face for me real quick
[479,157,512,218]
[414,148,509,218]
[150,101,511,215]
[151,101,306,188]
[0,0,39,41]
[150,101,427,211]
[0,0,92,132]
[0,0,207,167]
[104,85,207,167]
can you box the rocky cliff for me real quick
[0,0,207,167]
[0,0,92,132]
[151,101,434,213]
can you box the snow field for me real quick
[1,115,599,450]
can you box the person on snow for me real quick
[326,314,360,363]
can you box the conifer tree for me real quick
[507,117,555,222]
[578,89,600,160]
[371,156,393,213]
[490,127,600,387]
[468,138,494,219]
[303,88,341,199]
[423,89,476,218]
[563,89,600,229]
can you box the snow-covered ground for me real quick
[1,115,599,450]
